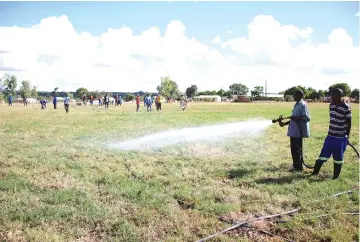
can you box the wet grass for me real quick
[0,102,358,241]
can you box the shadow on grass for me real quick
[228,168,254,179]
[255,173,325,185]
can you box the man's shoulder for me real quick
[297,100,307,107]
[341,102,350,109]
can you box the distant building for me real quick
[14,98,38,104]
[193,95,222,102]
[263,93,283,98]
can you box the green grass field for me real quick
[0,102,358,242]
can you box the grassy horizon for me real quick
[0,102,358,242]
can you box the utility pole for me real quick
[265,80,267,97]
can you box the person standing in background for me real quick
[23,95,28,106]
[145,94,152,112]
[135,94,140,112]
[118,95,122,106]
[82,94,87,106]
[156,94,162,111]
[53,96,57,109]
[64,94,70,113]
[98,95,103,106]
[104,93,110,109]
[8,94,13,106]
[114,94,119,106]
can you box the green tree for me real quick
[185,85,198,98]
[156,76,180,99]
[124,93,135,101]
[305,87,316,99]
[283,86,307,98]
[217,88,225,97]
[0,77,4,101]
[67,92,73,99]
[328,83,351,97]
[223,90,231,97]
[2,74,17,98]
[75,87,89,98]
[229,83,249,96]
[20,80,32,99]
[51,87,59,97]
[250,86,264,99]
[318,90,326,98]
[89,90,100,99]
[31,86,38,98]
[350,88,359,101]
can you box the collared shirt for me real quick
[287,99,311,138]
[64,97,70,104]
[328,101,351,137]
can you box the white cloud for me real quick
[212,36,221,44]
[356,12,360,17]
[0,15,359,93]
[227,30,232,34]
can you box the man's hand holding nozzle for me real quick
[271,115,291,127]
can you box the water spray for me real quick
[110,120,272,151]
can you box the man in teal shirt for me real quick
[279,90,311,171]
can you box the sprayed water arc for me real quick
[109,119,272,151]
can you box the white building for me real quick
[193,95,222,102]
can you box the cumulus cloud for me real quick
[212,36,221,44]
[0,15,358,93]
[227,30,233,34]
[356,12,360,17]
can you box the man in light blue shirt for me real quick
[279,90,311,171]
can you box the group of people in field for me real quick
[36,92,187,113]
[136,93,165,112]
[80,93,122,107]
[7,92,189,114]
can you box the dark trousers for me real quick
[105,102,109,109]
[146,104,152,112]
[290,137,303,170]
[64,104,69,113]
[136,104,139,112]
[156,103,161,111]
[54,103,57,109]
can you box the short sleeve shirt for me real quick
[287,99,311,138]
[328,102,352,137]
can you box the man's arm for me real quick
[346,119,351,137]
[345,108,352,137]
[289,116,302,121]
[302,105,311,122]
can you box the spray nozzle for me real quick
[272,115,285,124]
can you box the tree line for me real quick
[0,73,358,102]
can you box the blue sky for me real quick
[0,1,359,92]
[0,1,359,45]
